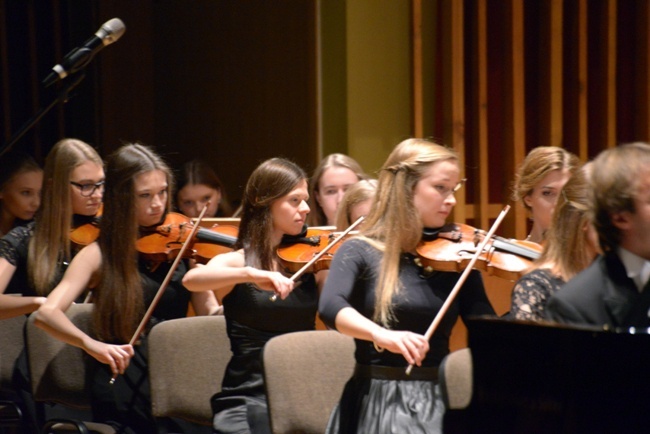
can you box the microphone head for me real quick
[97,18,126,45]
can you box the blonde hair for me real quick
[28,139,102,295]
[534,164,593,280]
[307,153,368,226]
[512,146,580,211]
[360,138,458,326]
[334,179,377,231]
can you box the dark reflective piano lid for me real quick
[459,316,650,434]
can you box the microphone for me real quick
[43,18,126,87]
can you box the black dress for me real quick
[0,214,98,296]
[0,219,92,432]
[212,273,318,434]
[318,238,495,434]
[88,258,193,434]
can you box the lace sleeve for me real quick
[0,224,33,267]
[510,269,564,322]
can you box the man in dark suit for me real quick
[546,142,650,328]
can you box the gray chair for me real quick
[262,330,355,434]
[148,315,231,428]
[438,347,473,410]
[0,314,27,431]
[25,304,115,434]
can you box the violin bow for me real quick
[109,203,210,384]
[270,215,365,301]
[405,205,511,375]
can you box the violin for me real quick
[270,216,364,301]
[406,206,513,375]
[276,228,350,273]
[415,222,542,281]
[136,212,238,264]
[69,205,103,247]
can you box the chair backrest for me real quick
[0,314,26,393]
[438,347,473,410]
[262,330,355,434]
[148,315,231,426]
[26,304,93,409]
[26,304,116,433]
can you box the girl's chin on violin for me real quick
[289,220,306,234]
[81,202,102,215]
[140,212,165,228]
[421,214,448,229]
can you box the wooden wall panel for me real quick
[441,0,466,223]
[411,0,650,239]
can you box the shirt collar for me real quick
[618,247,650,292]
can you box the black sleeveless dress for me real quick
[212,274,318,434]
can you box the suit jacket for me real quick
[545,253,650,328]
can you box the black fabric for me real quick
[318,238,495,434]
[0,223,34,296]
[546,253,650,328]
[211,274,318,434]
[353,364,438,382]
[88,259,193,433]
[319,238,494,368]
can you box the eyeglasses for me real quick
[70,180,105,197]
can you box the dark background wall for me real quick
[1,0,318,204]
[2,0,650,236]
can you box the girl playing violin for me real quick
[318,138,495,434]
[35,143,217,433]
[0,139,103,432]
[0,138,103,317]
[182,157,326,434]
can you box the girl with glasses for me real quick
[0,138,103,317]
[0,138,104,431]
[35,143,218,433]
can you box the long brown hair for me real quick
[236,158,307,271]
[93,143,174,343]
[28,139,102,295]
[360,138,458,326]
